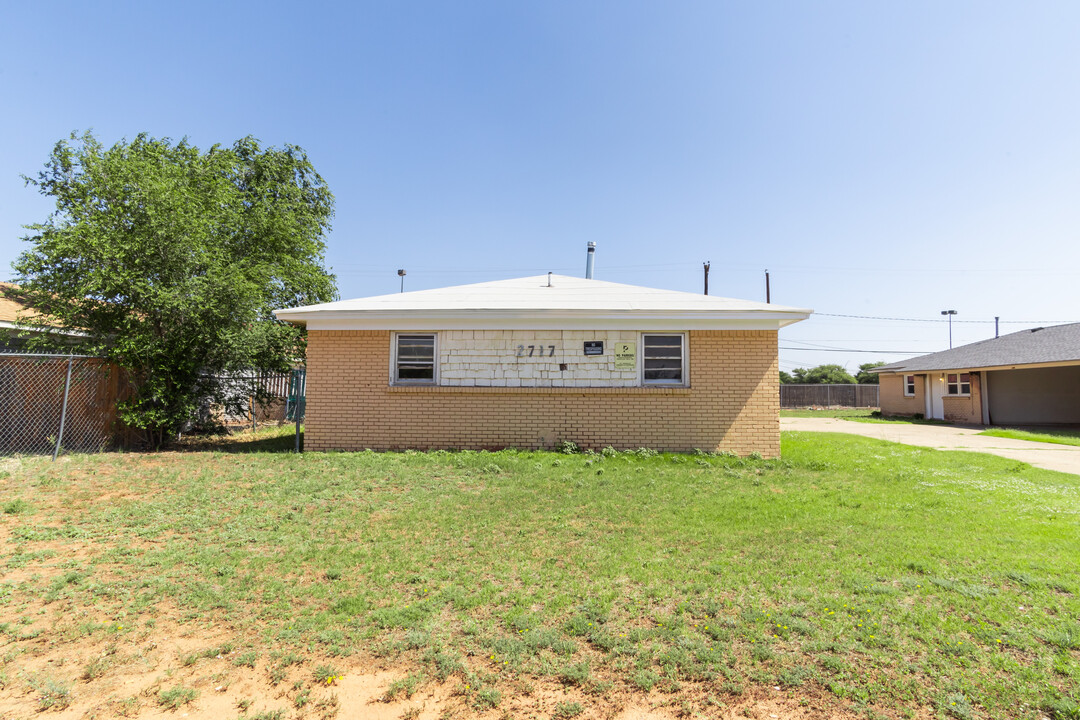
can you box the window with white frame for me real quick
[394,333,436,384]
[946,372,970,396]
[904,374,916,397]
[642,333,685,385]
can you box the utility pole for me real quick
[703,261,710,295]
[765,270,771,304]
[397,268,406,293]
[941,309,957,348]
[995,316,999,338]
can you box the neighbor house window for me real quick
[394,334,436,384]
[904,375,916,397]
[946,372,970,396]
[642,334,685,385]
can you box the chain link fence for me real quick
[0,357,307,457]
[0,354,122,457]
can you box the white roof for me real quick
[275,274,812,331]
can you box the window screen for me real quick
[642,334,684,384]
[395,334,435,383]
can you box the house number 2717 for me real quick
[516,345,555,357]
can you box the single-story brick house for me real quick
[875,323,1080,425]
[274,274,811,456]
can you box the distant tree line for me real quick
[780,362,884,385]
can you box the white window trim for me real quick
[391,332,439,385]
[639,332,688,387]
[945,372,971,397]
[903,374,916,397]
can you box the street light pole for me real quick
[941,310,957,348]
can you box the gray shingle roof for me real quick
[876,322,1080,374]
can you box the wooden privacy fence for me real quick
[780,384,879,408]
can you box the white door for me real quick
[928,373,945,420]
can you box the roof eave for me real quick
[879,358,1080,375]
[274,308,812,331]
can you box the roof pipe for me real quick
[585,241,596,279]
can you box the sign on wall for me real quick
[614,341,636,369]
[583,341,604,356]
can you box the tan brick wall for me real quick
[305,329,780,456]
[943,372,983,424]
[879,373,925,417]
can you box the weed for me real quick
[313,663,342,686]
[233,650,258,668]
[473,687,501,710]
[34,676,72,711]
[559,660,590,686]
[382,672,424,702]
[941,692,973,720]
[278,652,304,667]
[2,499,29,514]
[249,711,286,720]
[82,654,111,680]
[111,695,141,717]
[157,686,197,709]
[632,669,659,692]
[553,701,584,718]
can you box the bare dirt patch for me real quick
[0,586,878,719]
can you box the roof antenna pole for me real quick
[585,241,596,279]
[765,269,771,304]
[547,272,552,287]
[703,261,710,295]
[995,316,999,338]
[397,268,406,293]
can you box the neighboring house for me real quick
[876,323,1080,425]
[0,283,125,454]
[274,274,811,456]
[0,282,87,350]
[0,282,44,351]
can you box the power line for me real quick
[815,312,1078,325]
[779,346,918,354]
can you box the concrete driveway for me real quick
[781,417,1080,476]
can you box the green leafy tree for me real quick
[856,361,886,384]
[790,364,856,384]
[779,370,794,384]
[12,131,337,447]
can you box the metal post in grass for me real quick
[294,367,302,454]
[53,355,74,462]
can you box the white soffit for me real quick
[275,274,813,330]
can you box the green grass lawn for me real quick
[2,430,1079,718]
[780,408,879,419]
[781,408,952,427]
[979,427,1080,447]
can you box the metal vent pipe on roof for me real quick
[585,241,596,279]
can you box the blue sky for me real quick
[2,1,1079,374]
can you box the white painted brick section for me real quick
[437,330,640,387]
